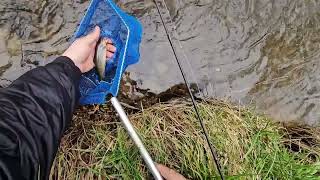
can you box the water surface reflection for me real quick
[0,0,320,125]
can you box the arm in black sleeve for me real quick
[0,56,81,180]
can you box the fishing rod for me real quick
[153,0,224,179]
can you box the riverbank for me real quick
[50,99,320,179]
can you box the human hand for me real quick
[63,26,116,73]
[157,164,187,180]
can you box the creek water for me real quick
[0,0,320,125]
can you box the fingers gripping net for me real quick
[74,0,143,105]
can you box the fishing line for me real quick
[157,1,202,96]
[153,1,224,179]
[159,0,215,100]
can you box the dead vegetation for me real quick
[50,99,320,179]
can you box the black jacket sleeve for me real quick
[0,56,81,180]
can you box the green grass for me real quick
[50,99,320,179]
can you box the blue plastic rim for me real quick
[74,0,143,105]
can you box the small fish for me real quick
[94,39,108,80]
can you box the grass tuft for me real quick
[50,99,320,179]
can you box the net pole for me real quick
[111,97,163,180]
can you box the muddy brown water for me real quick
[0,0,320,125]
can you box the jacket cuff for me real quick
[52,56,82,81]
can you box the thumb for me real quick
[156,164,187,180]
[84,26,101,44]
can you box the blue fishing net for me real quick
[73,0,143,105]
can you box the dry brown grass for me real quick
[50,99,320,180]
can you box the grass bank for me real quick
[50,99,320,179]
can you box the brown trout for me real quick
[94,38,107,80]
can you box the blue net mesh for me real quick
[73,0,143,105]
